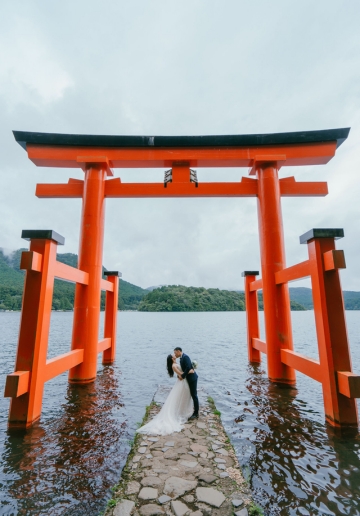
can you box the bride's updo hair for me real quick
[167,354,174,377]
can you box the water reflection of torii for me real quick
[3,367,125,514]
[5,128,360,429]
[238,368,360,514]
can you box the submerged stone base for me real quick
[105,398,253,516]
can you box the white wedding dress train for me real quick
[137,366,193,436]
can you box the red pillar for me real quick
[6,230,63,428]
[69,164,106,384]
[303,229,359,426]
[242,271,261,363]
[102,272,120,365]
[256,162,296,384]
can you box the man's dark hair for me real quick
[174,347,182,352]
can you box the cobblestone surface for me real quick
[106,400,252,516]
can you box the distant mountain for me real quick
[118,279,148,310]
[288,287,314,309]
[342,291,360,310]
[234,286,360,310]
[289,287,360,310]
[0,248,147,311]
[0,248,26,288]
[146,284,168,291]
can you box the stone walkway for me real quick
[105,398,253,516]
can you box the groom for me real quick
[174,347,199,420]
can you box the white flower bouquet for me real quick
[192,360,198,370]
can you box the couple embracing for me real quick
[137,347,199,436]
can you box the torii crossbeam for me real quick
[15,128,345,199]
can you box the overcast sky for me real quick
[0,1,359,291]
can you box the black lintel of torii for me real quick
[13,127,350,151]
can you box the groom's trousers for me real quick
[188,376,199,415]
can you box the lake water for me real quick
[0,311,360,516]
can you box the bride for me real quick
[136,354,194,436]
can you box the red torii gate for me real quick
[5,127,360,429]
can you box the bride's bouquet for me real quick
[192,360,198,369]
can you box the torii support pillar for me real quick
[256,160,296,385]
[242,271,261,363]
[5,230,63,428]
[303,229,359,426]
[102,271,120,365]
[69,163,107,384]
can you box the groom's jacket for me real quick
[180,353,198,383]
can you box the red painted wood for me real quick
[69,164,106,384]
[256,163,295,385]
[244,275,261,363]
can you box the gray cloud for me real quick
[1,0,359,290]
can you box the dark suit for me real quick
[180,353,199,416]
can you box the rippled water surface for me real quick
[1,311,360,515]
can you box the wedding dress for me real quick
[137,365,193,436]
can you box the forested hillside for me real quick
[138,285,246,312]
[2,248,359,312]
[138,285,307,312]
[0,248,147,311]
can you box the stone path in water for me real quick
[107,398,252,516]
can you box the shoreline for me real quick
[103,397,263,516]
